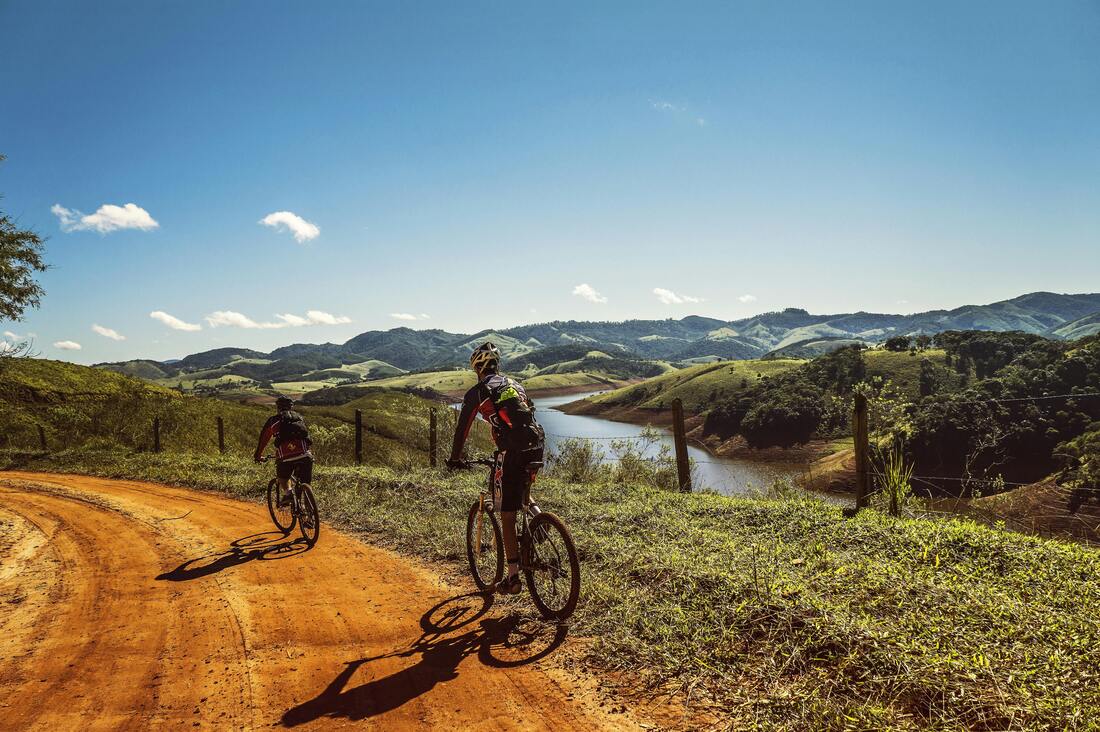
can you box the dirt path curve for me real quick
[0,472,638,731]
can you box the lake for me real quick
[530,391,796,496]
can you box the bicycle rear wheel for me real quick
[297,484,320,546]
[267,478,296,533]
[522,512,581,620]
[466,500,504,592]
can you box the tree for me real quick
[0,155,47,322]
[884,335,912,352]
[919,358,938,397]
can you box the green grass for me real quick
[863,349,958,398]
[6,447,1099,730]
[0,358,481,467]
[587,358,804,412]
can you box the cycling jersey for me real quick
[256,411,313,462]
[449,372,541,462]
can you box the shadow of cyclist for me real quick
[156,531,310,582]
[280,593,568,727]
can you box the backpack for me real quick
[486,376,544,455]
[275,411,311,447]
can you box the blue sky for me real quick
[1,1,1098,364]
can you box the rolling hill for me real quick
[94,291,1100,400]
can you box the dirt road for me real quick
[0,472,637,731]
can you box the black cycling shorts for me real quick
[276,456,314,484]
[500,448,541,512]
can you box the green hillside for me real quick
[576,358,804,414]
[0,358,459,466]
[1051,312,1100,340]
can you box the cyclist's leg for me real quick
[293,456,314,489]
[498,451,527,592]
[275,460,293,504]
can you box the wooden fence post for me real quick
[671,398,692,493]
[853,393,869,510]
[38,425,47,452]
[354,409,363,465]
[153,417,161,453]
[217,416,225,454]
[429,408,438,468]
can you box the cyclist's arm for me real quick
[254,417,277,461]
[448,390,480,463]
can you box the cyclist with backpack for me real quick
[447,342,545,595]
[254,396,313,507]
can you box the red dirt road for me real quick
[0,472,638,731]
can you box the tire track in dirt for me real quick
[0,472,641,731]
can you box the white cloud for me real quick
[390,313,424,321]
[738,294,758,303]
[52,203,159,234]
[150,310,202,332]
[275,310,353,327]
[653,287,703,305]
[304,310,352,325]
[206,310,283,329]
[259,211,320,243]
[419,313,431,320]
[3,330,19,340]
[54,340,82,350]
[92,324,125,341]
[572,283,607,304]
[207,309,352,329]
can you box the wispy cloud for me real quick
[738,294,758,303]
[206,309,352,329]
[3,330,19,340]
[92,324,125,341]
[390,312,431,322]
[54,340,82,350]
[654,287,703,305]
[52,203,159,233]
[259,211,320,243]
[150,310,203,331]
[649,99,707,126]
[572,283,607,304]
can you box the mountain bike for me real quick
[261,456,320,547]
[459,454,580,620]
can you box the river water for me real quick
[530,391,795,496]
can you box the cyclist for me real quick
[447,342,545,595]
[254,396,314,507]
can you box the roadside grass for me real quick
[6,448,1100,731]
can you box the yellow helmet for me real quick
[469,342,501,372]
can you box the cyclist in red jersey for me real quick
[447,342,545,594]
[254,396,314,507]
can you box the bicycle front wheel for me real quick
[523,512,581,621]
[297,484,320,546]
[267,478,296,533]
[466,500,504,592]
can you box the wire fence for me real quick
[7,386,1098,544]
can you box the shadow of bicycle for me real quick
[156,531,311,582]
[280,592,569,726]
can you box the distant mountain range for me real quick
[98,291,1100,387]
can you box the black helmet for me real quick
[275,396,294,411]
[470,342,501,372]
